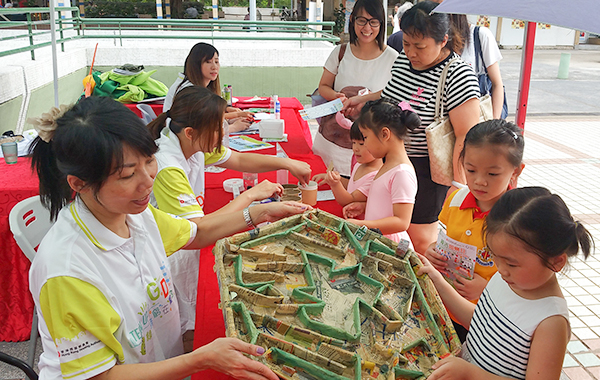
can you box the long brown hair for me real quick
[178,42,221,96]
[148,86,227,152]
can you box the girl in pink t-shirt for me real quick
[313,122,383,219]
[345,99,420,245]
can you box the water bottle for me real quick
[227,85,233,106]
[270,95,275,114]
[274,95,280,119]
[223,84,231,106]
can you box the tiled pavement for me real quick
[506,117,600,380]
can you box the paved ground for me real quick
[1,46,600,379]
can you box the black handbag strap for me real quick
[473,26,488,75]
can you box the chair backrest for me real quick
[136,103,158,125]
[9,195,54,262]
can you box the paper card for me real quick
[317,190,335,202]
[228,136,273,152]
[299,98,343,120]
[435,230,477,282]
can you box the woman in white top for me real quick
[313,0,398,177]
[28,96,305,380]
[448,14,506,119]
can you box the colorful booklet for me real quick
[228,135,273,152]
[435,229,477,282]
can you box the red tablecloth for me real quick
[191,98,341,380]
[0,157,39,341]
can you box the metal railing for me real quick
[0,7,339,59]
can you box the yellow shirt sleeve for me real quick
[39,277,122,378]
[153,167,204,219]
[204,146,231,166]
[149,205,196,256]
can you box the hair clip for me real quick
[398,101,414,112]
[509,130,519,140]
[27,104,72,143]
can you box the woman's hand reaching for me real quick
[193,338,278,380]
[228,118,252,133]
[245,180,283,201]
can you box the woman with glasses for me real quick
[312,0,398,179]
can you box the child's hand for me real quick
[428,356,477,380]
[424,242,448,270]
[325,170,341,186]
[345,218,362,226]
[343,202,366,219]
[245,180,283,201]
[415,253,444,280]
[312,173,327,186]
[454,273,488,302]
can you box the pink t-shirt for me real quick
[348,163,377,194]
[361,163,417,244]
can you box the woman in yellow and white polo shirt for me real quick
[28,96,304,380]
[148,86,311,334]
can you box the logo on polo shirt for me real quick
[177,193,199,208]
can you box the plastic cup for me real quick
[298,181,318,206]
[243,172,258,190]
[1,142,18,164]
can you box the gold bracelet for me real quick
[243,207,256,229]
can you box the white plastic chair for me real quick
[136,103,158,125]
[9,195,54,368]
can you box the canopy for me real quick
[434,0,600,35]
[434,0,600,128]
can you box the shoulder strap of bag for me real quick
[434,56,461,121]
[338,43,347,63]
[473,26,488,75]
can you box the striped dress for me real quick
[381,51,480,157]
[462,273,569,379]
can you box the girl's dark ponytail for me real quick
[147,113,169,140]
[574,221,593,260]
[400,109,421,132]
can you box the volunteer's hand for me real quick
[285,159,311,186]
[245,180,283,201]
[255,201,312,223]
[228,118,252,133]
[194,338,278,380]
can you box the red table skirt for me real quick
[191,98,342,380]
[0,157,39,341]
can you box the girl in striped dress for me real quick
[419,187,593,380]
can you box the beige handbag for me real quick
[425,58,493,186]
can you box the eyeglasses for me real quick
[354,16,381,28]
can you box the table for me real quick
[0,157,39,342]
[191,98,341,380]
